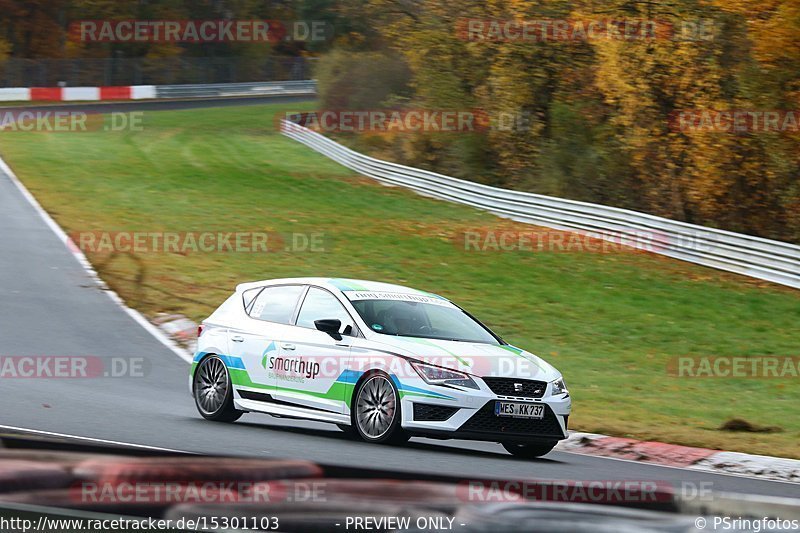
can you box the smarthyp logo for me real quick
[268,356,321,380]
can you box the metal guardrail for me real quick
[156,80,316,99]
[0,57,315,87]
[280,119,800,289]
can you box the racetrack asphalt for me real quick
[0,94,315,114]
[0,97,797,499]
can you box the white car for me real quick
[192,278,571,458]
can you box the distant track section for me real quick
[0,94,315,114]
[0,80,315,102]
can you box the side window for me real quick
[249,285,305,324]
[296,288,355,334]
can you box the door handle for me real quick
[231,335,245,343]
[280,343,296,351]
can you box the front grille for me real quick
[461,401,564,438]
[413,403,459,422]
[482,377,547,398]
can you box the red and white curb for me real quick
[152,313,198,354]
[558,432,800,483]
[0,86,155,102]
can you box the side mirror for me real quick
[314,319,342,340]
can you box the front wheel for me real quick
[352,372,408,444]
[193,355,243,422]
[502,441,557,459]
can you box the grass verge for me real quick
[1,101,798,458]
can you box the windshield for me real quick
[349,298,500,344]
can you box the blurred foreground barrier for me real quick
[280,119,800,289]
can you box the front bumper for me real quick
[399,377,571,444]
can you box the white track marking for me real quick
[0,424,193,453]
[0,156,192,363]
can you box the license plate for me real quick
[494,401,545,419]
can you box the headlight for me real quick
[551,378,568,396]
[410,361,479,389]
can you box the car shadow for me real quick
[193,417,564,464]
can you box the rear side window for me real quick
[249,285,305,324]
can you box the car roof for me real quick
[235,277,448,300]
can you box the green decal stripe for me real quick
[399,390,454,400]
[329,278,370,291]
[228,368,270,390]
[230,369,355,402]
[418,290,447,300]
[229,368,449,403]
[404,337,470,367]
[499,345,523,355]
[500,345,545,371]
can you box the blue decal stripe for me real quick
[193,352,246,370]
[337,369,364,384]
[217,354,246,369]
[336,370,453,399]
[390,375,455,400]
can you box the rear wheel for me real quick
[352,372,408,444]
[502,441,557,459]
[193,355,242,422]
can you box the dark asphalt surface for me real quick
[0,101,797,500]
[0,94,314,114]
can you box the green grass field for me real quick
[1,102,798,457]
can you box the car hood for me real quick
[368,335,561,382]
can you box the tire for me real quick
[502,441,557,459]
[193,355,243,422]
[351,372,408,444]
